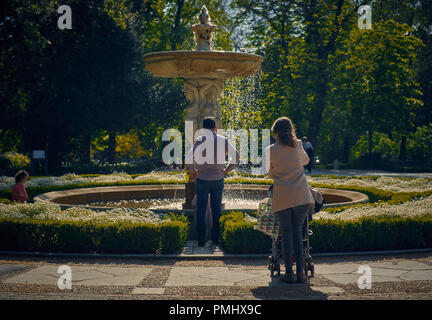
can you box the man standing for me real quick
[302,136,314,173]
[186,117,240,247]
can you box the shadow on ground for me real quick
[251,276,328,300]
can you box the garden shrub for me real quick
[220,211,432,254]
[0,152,31,176]
[159,212,190,253]
[222,219,272,254]
[160,220,189,253]
[0,218,188,254]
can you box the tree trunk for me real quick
[108,130,116,164]
[399,135,407,161]
[368,129,373,154]
[80,131,91,164]
[171,0,185,51]
[306,70,328,147]
[343,136,350,163]
[47,138,61,175]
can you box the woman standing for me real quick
[264,117,314,283]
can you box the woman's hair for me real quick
[271,117,297,147]
[15,170,29,184]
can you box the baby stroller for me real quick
[268,210,314,277]
[262,185,323,278]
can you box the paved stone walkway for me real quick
[0,253,431,300]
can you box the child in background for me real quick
[11,170,29,203]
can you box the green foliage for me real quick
[407,124,432,161]
[220,211,432,253]
[220,212,271,254]
[0,152,31,176]
[1,0,431,171]
[0,217,189,254]
[232,0,430,168]
[310,216,432,252]
[350,132,399,161]
[160,220,189,253]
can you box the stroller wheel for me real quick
[270,265,275,277]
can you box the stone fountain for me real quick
[143,6,264,208]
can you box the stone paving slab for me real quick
[132,287,166,295]
[181,241,194,255]
[369,261,432,271]
[315,263,363,275]
[318,260,432,284]
[0,264,29,276]
[178,240,224,257]
[368,267,408,278]
[165,267,276,287]
[323,273,403,285]
[165,267,232,286]
[3,265,153,286]
[399,270,432,281]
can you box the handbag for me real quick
[309,186,324,213]
[254,193,280,237]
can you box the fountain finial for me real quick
[199,5,210,24]
[191,5,217,51]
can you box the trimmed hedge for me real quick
[0,217,189,254]
[220,211,432,254]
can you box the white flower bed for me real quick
[314,195,432,221]
[134,172,186,183]
[0,172,186,191]
[225,175,272,184]
[308,176,432,193]
[1,171,430,193]
[0,200,168,224]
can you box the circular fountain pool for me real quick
[34,184,369,213]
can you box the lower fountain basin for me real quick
[34,184,369,213]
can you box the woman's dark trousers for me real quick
[276,204,311,274]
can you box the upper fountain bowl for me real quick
[143,51,264,80]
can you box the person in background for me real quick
[264,117,314,283]
[12,170,29,203]
[302,136,314,173]
[186,117,240,247]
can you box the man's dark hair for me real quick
[15,170,29,184]
[203,117,216,129]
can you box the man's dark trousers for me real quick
[195,178,224,245]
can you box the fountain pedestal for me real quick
[184,78,224,130]
[183,180,196,209]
